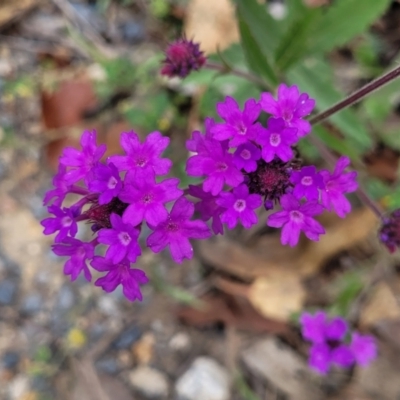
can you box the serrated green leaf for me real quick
[274,8,321,71]
[238,16,278,88]
[309,0,391,54]
[287,58,372,152]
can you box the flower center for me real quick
[290,210,304,223]
[282,109,293,121]
[240,149,251,160]
[238,124,247,135]
[301,176,313,186]
[217,162,228,172]
[166,219,179,232]
[136,157,147,167]
[270,133,281,147]
[62,216,72,227]
[107,176,118,189]
[142,193,153,204]
[234,199,246,212]
[118,231,131,246]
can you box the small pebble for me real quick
[129,366,169,398]
[112,325,141,350]
[0,279,17,305]
[1,351,20,371]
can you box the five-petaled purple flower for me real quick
[260,84,315,137]
[290,166,324,201]
[217,184,262,229]
[108,131,172,179]
[146,196,211,263]
[89,163,122,205]
[52,238,94,282]
[320,156,358,218]
[97,214,141,264]
[119,174,182,226]
[41,205,79,243]
[267,194,325,246]
[91,256,149,302]
[233,142,261,173]
[257,118,298,162]
[211,97,262,147]
[59,130,106,185]
[300,311,377,374]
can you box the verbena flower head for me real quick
[256,117,298,162]
[91,256,149,302]
[267,194,325,247]
[211,97,262,147]
[146,196,211,263]
[260,84,315,137]
[108,131,172,179]
[161,38,206,78]
[300,311,377,374]
[216,184,262,229]
[320,156,358,218]
[379,209,400,253]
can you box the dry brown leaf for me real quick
[132,333,155,365]
[248,274,306,321]
[184,0,239,54]
[360,282,400,327]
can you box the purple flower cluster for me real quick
[185,84,358,246]
[300,311,377,374]
[379,209,400,253]
[161,38,206,78]
[41,130,211,301]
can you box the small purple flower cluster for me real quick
[161,38,207,78]
[379,209,400,252]
[41,130,211,301]
[186,84,358,246]
[300,311,377,374]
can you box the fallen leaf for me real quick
[184,0,239,54]
[132,333,155,365]
[248,274,306,321]
[177,292,291,336]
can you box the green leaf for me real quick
[238,16,278,87]
[235,0,282,58]
[287,58,372,152]
[274,8,320,71]
[309,0,391,54]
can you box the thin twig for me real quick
[309,65,400,126]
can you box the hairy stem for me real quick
[310,65,400,125]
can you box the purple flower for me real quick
[267,194,325,246]
[211,97,262,147]
[233,142,261,173]
[97,214,141,264]
[52,238,94,281]
[89,163,122,205]
[331,345,355,368]
[300,311,327,344]
[161,38,206,78]
[260,84,315,137]
[43,165,71,207]
[320,156,358,218]
[256,118,298,162]
[186,139,243,195]
[41,205,79,243]
[119,174,182,226]
[91,256,149,302]
[216,184,262,229]
[108,131,172,179]
[379,209,400,253]
[186,118,215,153]
[290,166,324,201]
[59,130,106,185]
[146,196,211,263]
[309,343,330,374]
[350,333,377,367]
[188,185,224,235]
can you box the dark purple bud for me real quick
[264,199,274,210]
[379,209,400,253]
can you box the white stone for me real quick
[175,357,230,400]
[169,332,191,352]
[129,366,169,398]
